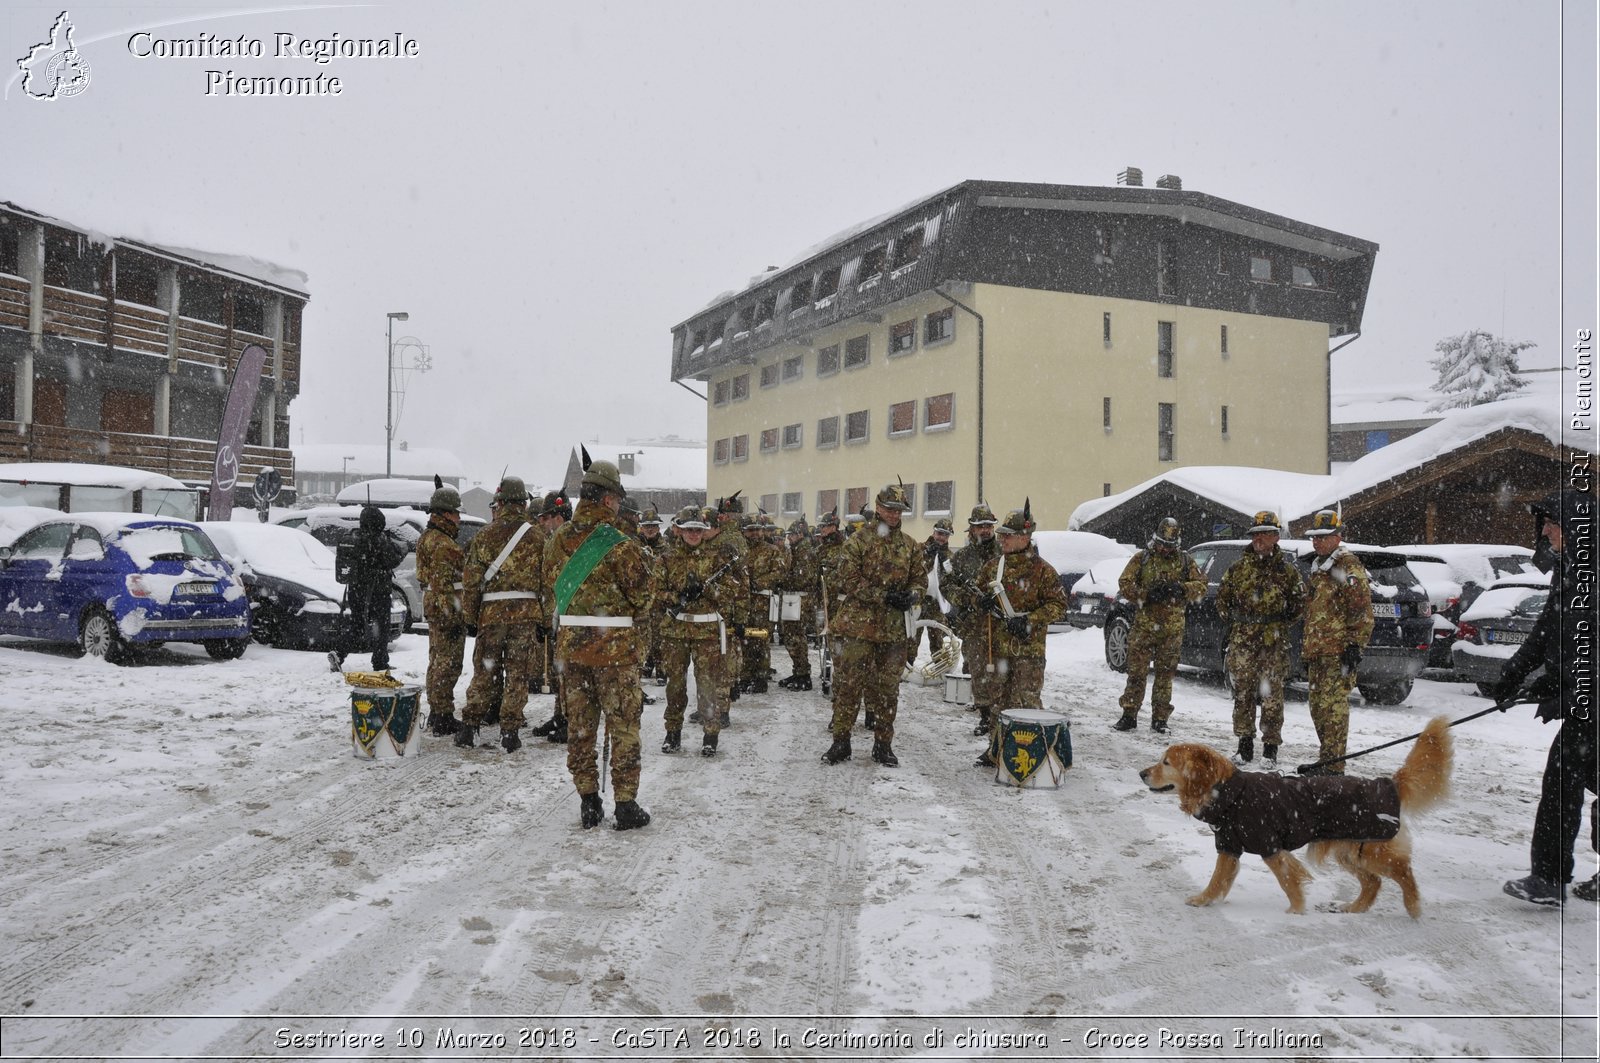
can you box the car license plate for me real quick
[1488,630,1526,645]
[178,580,214,596]
[1371,603,1398,618]
[1080,601,1095,613]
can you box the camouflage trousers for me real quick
[830,637,905,743]
[426,619,467,717]
[780,619,811,677]
[742,621,772,682]
[563,661,644,802]
[1119,620,1182,724]
[1305,655,1354,773]
[661,636,726,735]
[979,657,1046,754]
[527,627,550,688]
[724,632,743,687]
[1226,638,1290,745]
[463,622,537,730]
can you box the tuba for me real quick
[904,619,962,684]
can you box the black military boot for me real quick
[701,732,718,758]
[500,728,522,753]
[729,683,741,703]
[661,729,681,754]
[1234,735,1254,764]
[974,747,996,768]
[718,709,731,728]
[579,793,604,829]
[530,714,560,737]
[1262,743,1279,767]
[972,708,992,736]
[821,734,852,764]
[1113,713,1138,732]
[688,710,703,724]
[748,677,769,694]
[871,740,899,768]
[453,724,478,749]
[641,688,658,706]
[1150,717,1169,735]
[546,714,568,744]
[779,674,813,691]
[613,800,651,831]
[428,712,460,737]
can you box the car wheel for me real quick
[204,637,249,661]
[1358,678,1413,705]
[1104,615,1131,673]
[79,607,128,664]
[251,605,280,646]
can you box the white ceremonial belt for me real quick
[674,613,722,623]
[451,582,465,590]
[561,615,634,627]
[482,591,538,601]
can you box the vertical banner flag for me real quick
[207,343,269,521]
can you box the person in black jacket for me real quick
[328,505,406,673]
[1494,488,1597,906]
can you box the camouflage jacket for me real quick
[947,536,1000,619]
[653,539,744,641]
[814,534,846,600]
[830,521,925,643]
[744,539,787,624]
[416,516,466,627]
[704,527,752,624]
[782,538,819,598]
[979,546,1069,658]
[542,499,653,667]
[1118,548,1205,634]
[1216,545,1306,648]
[1301,546,1374,658]
[462,503,544,627]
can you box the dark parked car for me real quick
[0,513,250,662]
[1103,539,1434,705]
[1064,555,1131,629]
[1450,586,1548,696]
[199,522,404,650]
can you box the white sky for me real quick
[3,0,1592,487]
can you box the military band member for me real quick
[741,513,786,694]
[778,518,818,690]
[416,482,467,737]
[656,506,742,755]
[1216,511,1307,767]
[1300,509,1373,775]
[946,504,1001,735]
[1113,517,1205,734]
[907,517,954,666]
[460,477,545,752]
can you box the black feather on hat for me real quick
[580,444,592,471]
[434,474,443,490]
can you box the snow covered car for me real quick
[1063,555,1132,630]
[198,522,404,650]
[1102,539,1433,705]
[0,513,249,662]
[1031,530,1135,631]
[1450,586,1548,696]
[0,461,203,520]
[1393,544,1539,669]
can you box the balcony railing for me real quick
[0,274,27,330]
[0,421,295,489]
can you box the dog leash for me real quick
[1293,698,1531,775]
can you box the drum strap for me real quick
[482,521,533,589]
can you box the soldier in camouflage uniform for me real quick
[459,477,546,753]
[777,518,818,689]
[812,508,846,697]
[655,506,742,755]
[973,505,1069,766]
[543,459,654,830]
[1300,509,1373,775]
[822,484,925,768]
[416,484,467,737]
[1215,511,1307,767]
[1113,517,1205,734]
[527,491,570,702]
[740,514,787,694]
[709,497,750,706]
[636,507,668,683]
[946,504,1001,735]
[906,518,954,666]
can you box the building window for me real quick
[892,226,923,270]
[844,335,870,370]
[815,265,841,303]
[925,392,954,432]
[732,434,749,462]
[1103,312,1112,346]
[179,273,225,323]
[1157,321,1174,378]
[755,295,776,328]
[1103,483,1112,497]
[1157,403,1176,462]
[1291,264,1321,288]
[846,486,869,514]
[760,493,778,515]
[924,480,953,516]
[900,483,917,513]
[713,438,730,464]
[858,245,887,287]
[888,400,916,437]
[712,379,730,406]
[708,318,727,347]
[817,344,840,376]
[114,253,160,308]
[1157,237,1177,298]
[759,363,779,389]
[817,488,839,517]
[1103,396,1112,431]
[889,319,916,355]
[782,492,802,515]
[760,427,779,453]
[816,415,840,448]
[844,409,870,445]
[1221,405,1230,437]
[782,354,804,382]
[788,277,813,312]
[781,423,802,448]
[925,307,954,345]
[690,327,708,354]
[731,373,750,401]
[1220,324,1229,356]
[1249,255,1274,282]
[1365,429,1391,452]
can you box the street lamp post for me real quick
[386,312,409,476]
[341,455,355,492]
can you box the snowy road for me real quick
[0,628,1594,1060]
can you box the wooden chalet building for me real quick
[0,201,306,504]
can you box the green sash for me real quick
[554,522,627,617]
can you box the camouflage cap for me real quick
[1248,510,1283,534]
[997,508,1035,535]
[967,503,998,526]
[428,486,462,514]
[493,476,529,505]
[1305,509,1342,536]
[673,505,710,530]
[932,518,954,534]
[875,483,912,512]
[582,459,626,496]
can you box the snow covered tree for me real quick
[1427,330,1533,411]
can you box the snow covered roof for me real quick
[1069,466,1333,530]
[0,462,190,490]
[335,478,438,507]
[1330,388,1438,427]
[292,444,466,480]
[573,441,706,491]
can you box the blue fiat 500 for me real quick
[0,513,251,662]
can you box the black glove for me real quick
[1339,644,1362,672]
[732,623,746,638]
[977,592,1000,614]
[682,577,704,601]
[1146,581,1182,604]
[1005,615,1030,638]
[884,588,918,610]
[1490,674,1523,708]
[946,607,967,627]
[464,623,479,639]
[534,623,550,641]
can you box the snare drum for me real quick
[350,684,423,759]
[994,708,1071,788]
[943,672,972,705]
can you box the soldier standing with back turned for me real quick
[1113,516,1205,735]
[416,482,467,737]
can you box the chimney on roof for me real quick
[1156,174,1183,191]
[1116,167,1143,187]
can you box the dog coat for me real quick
[1195,772,1401,857]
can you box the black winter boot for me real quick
[530,714,559,737]
[454,724,477,749]
[871,740,899,768]
[779,674,813,690]
[1234,735,1254,764]
[546,715,568,744]
[613,799,651,831]
[500,728,522,753]
[428,712,460,737]
[821,734,852,764]
[661,729,681,753]
[579,793,604,829]
[1113,713,1137,732]
[973,709,993,736]
[729,683,741,702]
[747,677,768,694]
[701,732,718,758]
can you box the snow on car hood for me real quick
[198,523,343,601]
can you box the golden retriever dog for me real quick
[1139,717,1451,917]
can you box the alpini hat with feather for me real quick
[997,499,1035,535]
[493,476,528,506]
[673,505,710,530]
[875,479,911,512]
[967,503,998,526]
[1305,509,1343,537]
[428,474,461,514]
[578,444,626,496]
[1248,510,1283,534]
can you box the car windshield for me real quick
[116,525,222,566]
[1357,554,1423,598]
[1510,592,1548,618]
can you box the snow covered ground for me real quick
[0,627,1595,1061]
